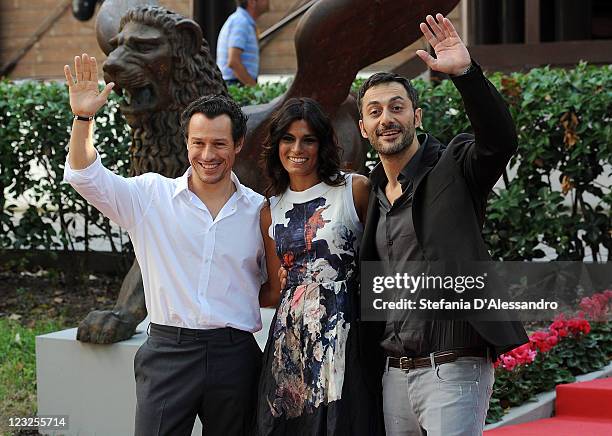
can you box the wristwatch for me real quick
[73,114,94,122]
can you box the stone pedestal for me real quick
[36,309,274,436]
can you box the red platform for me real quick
[485,378,612,435]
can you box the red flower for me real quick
[501,355,518,371]
[567,317,591,335]
[510,343,537,365]
[530,330,556,353]
[550,314,569,338]
[493,290,607,374]
[579,292,611,322]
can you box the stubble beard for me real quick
[370,125,415,157]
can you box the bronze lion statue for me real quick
[103,6,228,177]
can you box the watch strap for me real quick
[73,114,94,122]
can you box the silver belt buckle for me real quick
[399,356,412,371]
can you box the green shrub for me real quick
[0,80,130,253]
[0,63,610,260]
[228,80,289,106]
[488,64,611,261]
[408,63,611,261]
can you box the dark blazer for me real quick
[356,62,529,395]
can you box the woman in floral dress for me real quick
[256,98,382,435]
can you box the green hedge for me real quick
[1,63,610,260]
[409,63,611,261]
[0,80,130,252]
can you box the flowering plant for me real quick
[487,290,612,423]
[578,290,612,322]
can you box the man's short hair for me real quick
[236,0,249,8]
[358,72,419,116]
[180,94,248,143]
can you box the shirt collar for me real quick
[370,133,429,189]
[237,6,256,27]
[173,167,246,201]
[173,167,191,198]
[397,137,425,187]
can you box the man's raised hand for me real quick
[64,54,114,117]
[416,13,471,76]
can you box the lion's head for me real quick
[102,6,228,177]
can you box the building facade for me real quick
[1,0,610,80]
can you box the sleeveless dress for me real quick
[257,174,379,436]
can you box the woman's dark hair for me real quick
[261,98,344,197]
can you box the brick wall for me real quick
[1,0,192,80]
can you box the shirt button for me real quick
[387,240,393,246]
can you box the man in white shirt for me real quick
[63,54,267,435]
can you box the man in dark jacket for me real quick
[356,13,528,435]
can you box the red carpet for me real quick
[485,378,612,435]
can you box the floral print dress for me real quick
[257,174,375,436]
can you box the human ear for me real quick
[414,107,423,129]
[234,138,244,154]
[358,119,368,139]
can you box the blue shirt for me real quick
[216,7,259,82]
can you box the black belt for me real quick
[149,323,248,343]
[387,347,488,372]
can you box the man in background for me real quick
[217,0,269,87]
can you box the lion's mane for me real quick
[119,6,229,178]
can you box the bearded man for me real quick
[356,13,528,435]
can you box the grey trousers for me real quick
[382,356,494,436]
[133,326,262,436]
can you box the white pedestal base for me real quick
[36,309,274,436]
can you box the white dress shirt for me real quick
[63,153,266,332]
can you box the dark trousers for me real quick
[134,323,262,436]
